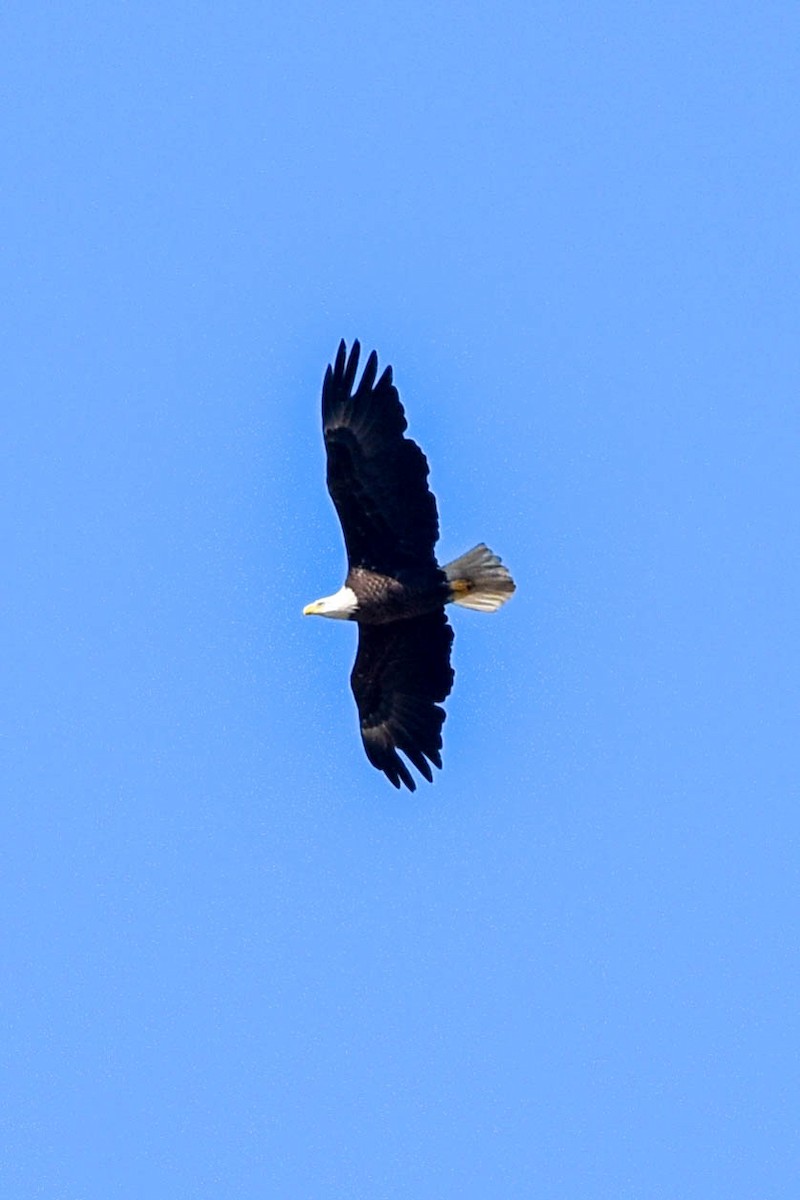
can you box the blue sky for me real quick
[4,3,799,1196]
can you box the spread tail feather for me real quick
[443,543,516,612]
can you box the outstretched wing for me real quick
[350,610,454,791]
[322,340,440,573]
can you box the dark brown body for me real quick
[345,566,450,625]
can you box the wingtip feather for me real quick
[343,340,360,392]
[359,349,378,394]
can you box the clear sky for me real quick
[4,4,799,1197]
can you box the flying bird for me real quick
[304,340,515,791]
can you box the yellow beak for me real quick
[302,601,318,616]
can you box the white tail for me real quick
[443,543,516,612]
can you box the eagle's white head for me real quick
[302,585,358,619]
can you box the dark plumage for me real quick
[322,340,440,577]
[352,611,454,792]
[304,340,515,791]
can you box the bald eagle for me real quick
[304,340,515,791]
